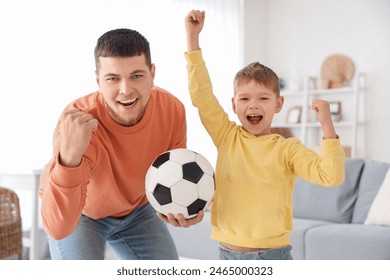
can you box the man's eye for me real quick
[132,74,143,79]
[106,77,119,81]
[240,98,248,101]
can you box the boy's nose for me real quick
[249,101,260,109]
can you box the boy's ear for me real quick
[275,96,284,113]
[231,97,237,114]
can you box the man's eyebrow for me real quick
[103,73,120,77]
[130,69,147,75]
[103,70,147,77]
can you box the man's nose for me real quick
[119,80,133,95]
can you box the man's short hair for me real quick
[94,28,152,72]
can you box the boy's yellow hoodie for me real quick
[186,50,345,248]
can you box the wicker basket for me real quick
[0,187,23,260]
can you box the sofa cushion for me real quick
[290,218,331,260]
[304,223,390,260]
[364,167,390,226]
[352,160,390,223]
[293,158,364,223]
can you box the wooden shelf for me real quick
[276,73,366,158]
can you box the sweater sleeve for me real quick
[185,50,235,148]
[39,118,95,240]
[289,138,345,187]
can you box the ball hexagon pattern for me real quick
[145,148,215,218]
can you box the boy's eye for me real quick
[239,97,249,101]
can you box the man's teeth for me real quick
[118,99,136,106]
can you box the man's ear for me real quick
[95,72,99,85]
[231,97,237,114]
[150,64,156,87]
[275,96,284,113]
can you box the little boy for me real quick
[184,10,345,260]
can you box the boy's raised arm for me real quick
[185,10,205,52]
[311,99,338,139]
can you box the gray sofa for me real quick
[168,158,390,260]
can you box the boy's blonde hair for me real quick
[233,62,280,97]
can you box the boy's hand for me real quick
[157,210,205,228]
[185,10,205,52]
[312,99,337,139]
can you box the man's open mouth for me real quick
[247,114,263,125]
[118,98,137,107]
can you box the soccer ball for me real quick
[145,148,215,219]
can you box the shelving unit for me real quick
[273,73,366,158]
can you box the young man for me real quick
[39,28,203,260]
[184,10,345,260]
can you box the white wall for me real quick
[243,0,390,162]
[241,0,268,65]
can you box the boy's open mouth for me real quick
[118,98,137,107]
[247,114,263,125]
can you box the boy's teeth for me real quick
[247,114,262,124]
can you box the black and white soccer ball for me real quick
[145,148,215,219]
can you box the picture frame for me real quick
[329,101,341,114]
[329,101,342,122]
[286,106,302,123]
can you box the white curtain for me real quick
[0,0,241,172]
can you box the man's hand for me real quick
[185,10,205,52]
[312,99,337,139]
[59,108,99,167]
[157,210,205,228]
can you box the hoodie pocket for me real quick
[215,180,284,238]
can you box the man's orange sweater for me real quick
[39,88,186,240]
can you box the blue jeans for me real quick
[219,245,293,260]
[47,203,179,260]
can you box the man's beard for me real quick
[105,102,146,127]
